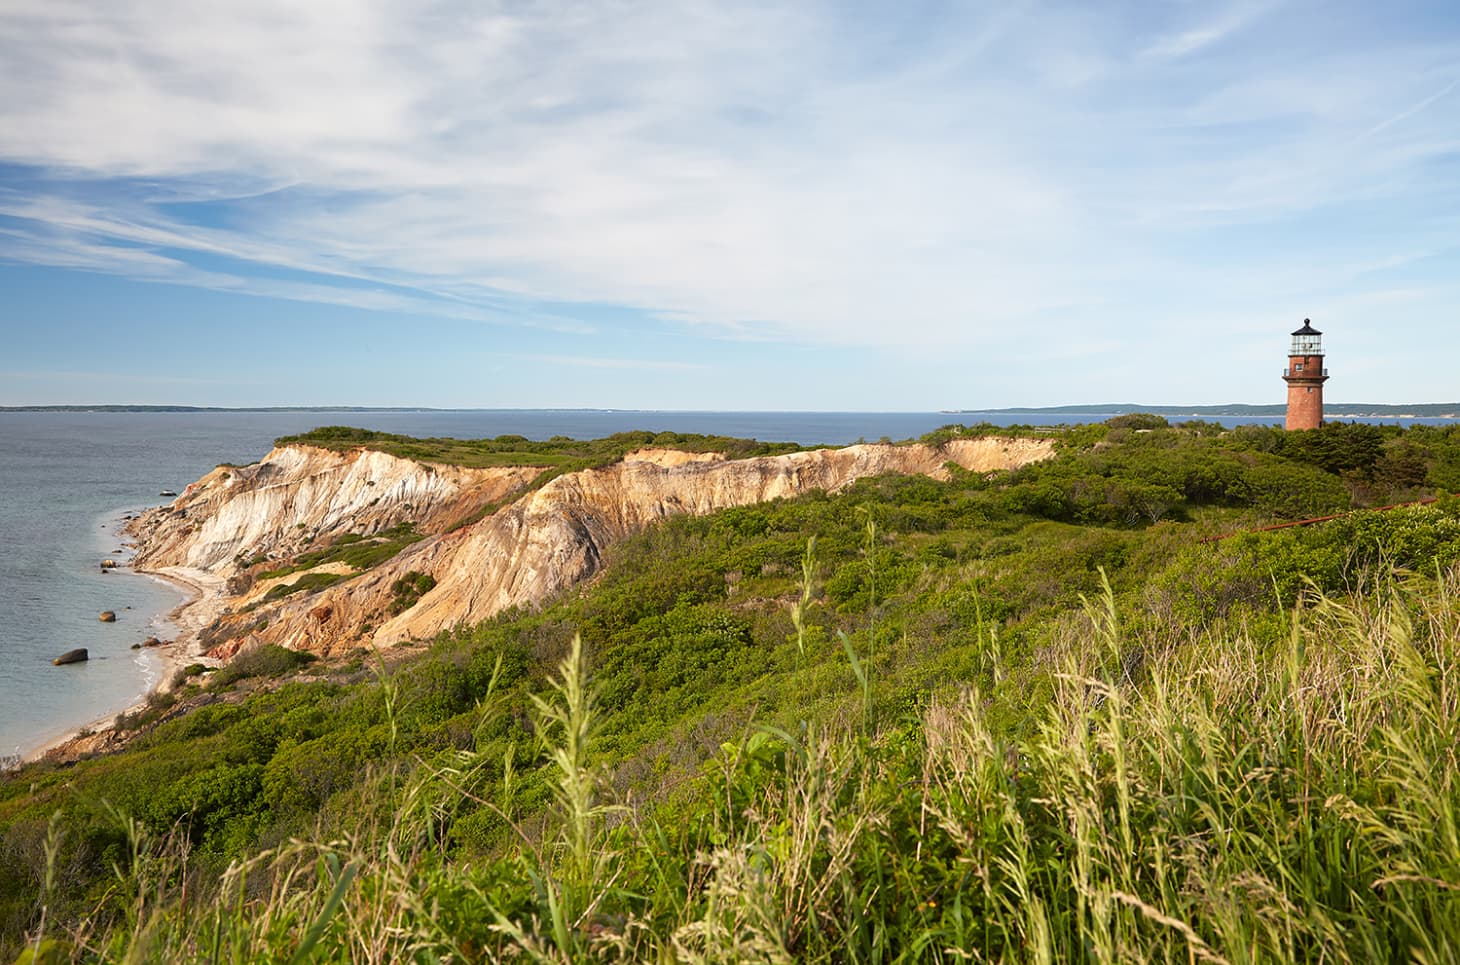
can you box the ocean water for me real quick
[8,405,1428,758]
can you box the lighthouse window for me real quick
[1294,363,1304,372]
[1307,387,1313,393]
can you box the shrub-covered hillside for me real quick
[4,418,1460,961]
[273,427,817,470]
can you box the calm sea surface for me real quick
[4,407,1445,758]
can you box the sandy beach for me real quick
[21,564,226,765]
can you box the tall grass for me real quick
[27,572,1460,962]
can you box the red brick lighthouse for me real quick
[1283,319,1328,430]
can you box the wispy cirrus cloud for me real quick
[0,0,1457,360]
[1140,1,1275,61]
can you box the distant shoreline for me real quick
[948,404,1460,419]
[5,403,1459,419]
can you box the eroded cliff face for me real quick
[131,437,1054,659]
[131,446,541,574]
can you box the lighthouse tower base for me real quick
[1285,383,1323,430]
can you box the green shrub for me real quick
[261,570,349,602]
[1105,412,1169,430]
[211,644,316,688]
[258,523,422,580]
[389,570,437,615]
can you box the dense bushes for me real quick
[7,421,1460,955]
[209,644,317,688]
[17,574,1460,961]
[1229,421,1460,501]
[274,427,815,469]
[1003,437,1350,524]
[1152,501,1460,623]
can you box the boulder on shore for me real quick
[100,560,118,570]
[98,611,117,623]
[53,648,89,666]
[141,637,162,648]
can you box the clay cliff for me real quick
[132,446,541,573]
[129,437,1055,659]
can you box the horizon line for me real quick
[4,403,1460,415]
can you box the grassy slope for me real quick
[272,426,821,470]
[4,420,1460,959]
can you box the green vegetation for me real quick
[257,523,422,581]
[240,523,427,613]
[208,644,318,689]
[258,570,349,604]
[275,426,817,469]
[389,571,437,615]
[5,420,1460,960]
[1104,411,1170,430]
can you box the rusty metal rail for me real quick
[1199,496,1445,544]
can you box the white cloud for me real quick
[0,0,1456,355]
[1141,2,1273,61]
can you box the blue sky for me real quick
[0,0,1456,409]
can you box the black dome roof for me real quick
[1292,318,1322,336]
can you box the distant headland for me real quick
[956,403,1460,419]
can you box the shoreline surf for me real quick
[15,516,223,766]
